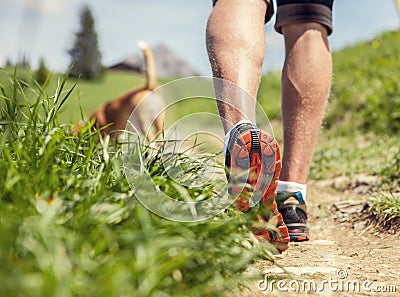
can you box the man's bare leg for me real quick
[206,0,267,133]
[206,0,290,253]
[274,22,332,242]
[280,23,332,184]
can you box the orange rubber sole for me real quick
[226,128,290,253]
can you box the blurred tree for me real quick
[35,58,50,85]
[5,58,13,67]
[16,53,30,69]
[68,5,102,79]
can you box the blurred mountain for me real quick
[108,43,199,78]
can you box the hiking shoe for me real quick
[276,191,309,242]
[225,123,290,253]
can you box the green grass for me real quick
[58,71,147,123]
[371,192,400,222]
[309,132,399,181]
[0,67,158,123]
[0,67,221,129]
[326,30,400,135]
[0,70,279,297]
[257,72,282,121]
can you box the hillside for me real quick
[327,30,400,135]
[110,43,199,78]
[258,30,400,136]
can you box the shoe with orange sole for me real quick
[225,123,290,253]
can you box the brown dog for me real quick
[88,41,164,142]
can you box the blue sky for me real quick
[0,0,399,75]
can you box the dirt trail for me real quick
[244,181,400,296]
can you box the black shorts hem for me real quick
[275,3,333,35]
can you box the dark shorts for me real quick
[212,0,334,35]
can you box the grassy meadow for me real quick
[0,69,276,297]
[0,69,152,123]
[0,29,399,296]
